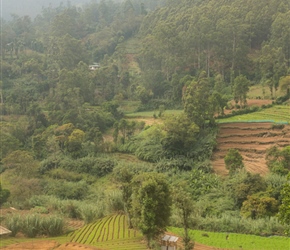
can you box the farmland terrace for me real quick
[211,122,290,176]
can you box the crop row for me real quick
[70,214,142,247]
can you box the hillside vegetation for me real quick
[1,0,290,249]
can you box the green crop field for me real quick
[218,105,290,123]
[1,214,289,250]
[125,109,183,118]
[69,214,147,250]
[169,227,290,250]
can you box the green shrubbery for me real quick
[218,105,261,119]
[170,213,285,236]
[5,213,65,237]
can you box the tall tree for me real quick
[131,173,172,248]
[270,11,290,67]
[232,75,249,107]
[183,72,214,127]
[278,173,290,235]
[173,181,195,250]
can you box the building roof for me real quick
[0,226,12,236]
[162,235,179,242]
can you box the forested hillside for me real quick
[1,0,290,248]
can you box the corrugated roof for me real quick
[162,235,179,242]
[0,226,12,235]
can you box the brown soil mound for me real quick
[212,122,290,176]
[194,242,233,250]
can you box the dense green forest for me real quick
[1,0,290,248]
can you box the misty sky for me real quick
[0,0,91,20]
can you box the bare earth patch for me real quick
[1,241,102,250]
[212,122,290,176]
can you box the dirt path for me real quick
[0,241,103,250]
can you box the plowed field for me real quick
[212,122,290,175]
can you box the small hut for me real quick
[0,226,11,237]
[161,234,179,250]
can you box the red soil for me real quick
[1,241,103,250]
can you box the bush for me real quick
[62,156,116,177]
[44,180,89,200]
[78,204,104,224]
[192,214,285,235]
[5,213,65,238]
[105,190,124,213]
[271,123,285,130]
[224,149,244,175]
[217,105,261,119]
[31,206,49,214]
[40,215,64,236]
[275,93,290,105]
[47,168,83,182]
[5,214,21,236]
[21,214,41,238]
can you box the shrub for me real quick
[78,204,104,224]
[224,149,244,175]
[40,215,64,236]
[21,214,41,238]
[31,206,49,214]
[192,214,285,235]
[241,193,279,219]
[5,213,65,238]
[271,123,285,130]
[5,214,21,237]
[105,190,124,213]
[44,180,89,200]
[47,168,83,182]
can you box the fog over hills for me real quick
[0,0,93,20]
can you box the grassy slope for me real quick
[170,227,290,250]
[217,105,290,123]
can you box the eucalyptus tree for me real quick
[183,71,214,127]
[232,74,250,107]
[270,10,290,67]
[259,45,286,98]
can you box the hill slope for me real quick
[212,123,290,175]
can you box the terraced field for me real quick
[219,105,290,123]
[212,122,290,175]
[69,214,146,250]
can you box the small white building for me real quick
[89,63,100,70]
[161,234,179,250]
[0,226,12,237]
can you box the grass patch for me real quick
[218,105,290,123]
[125,109,183,118]
[248,84,284,99]
[169,227,290,250]
[119,100,141,114]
